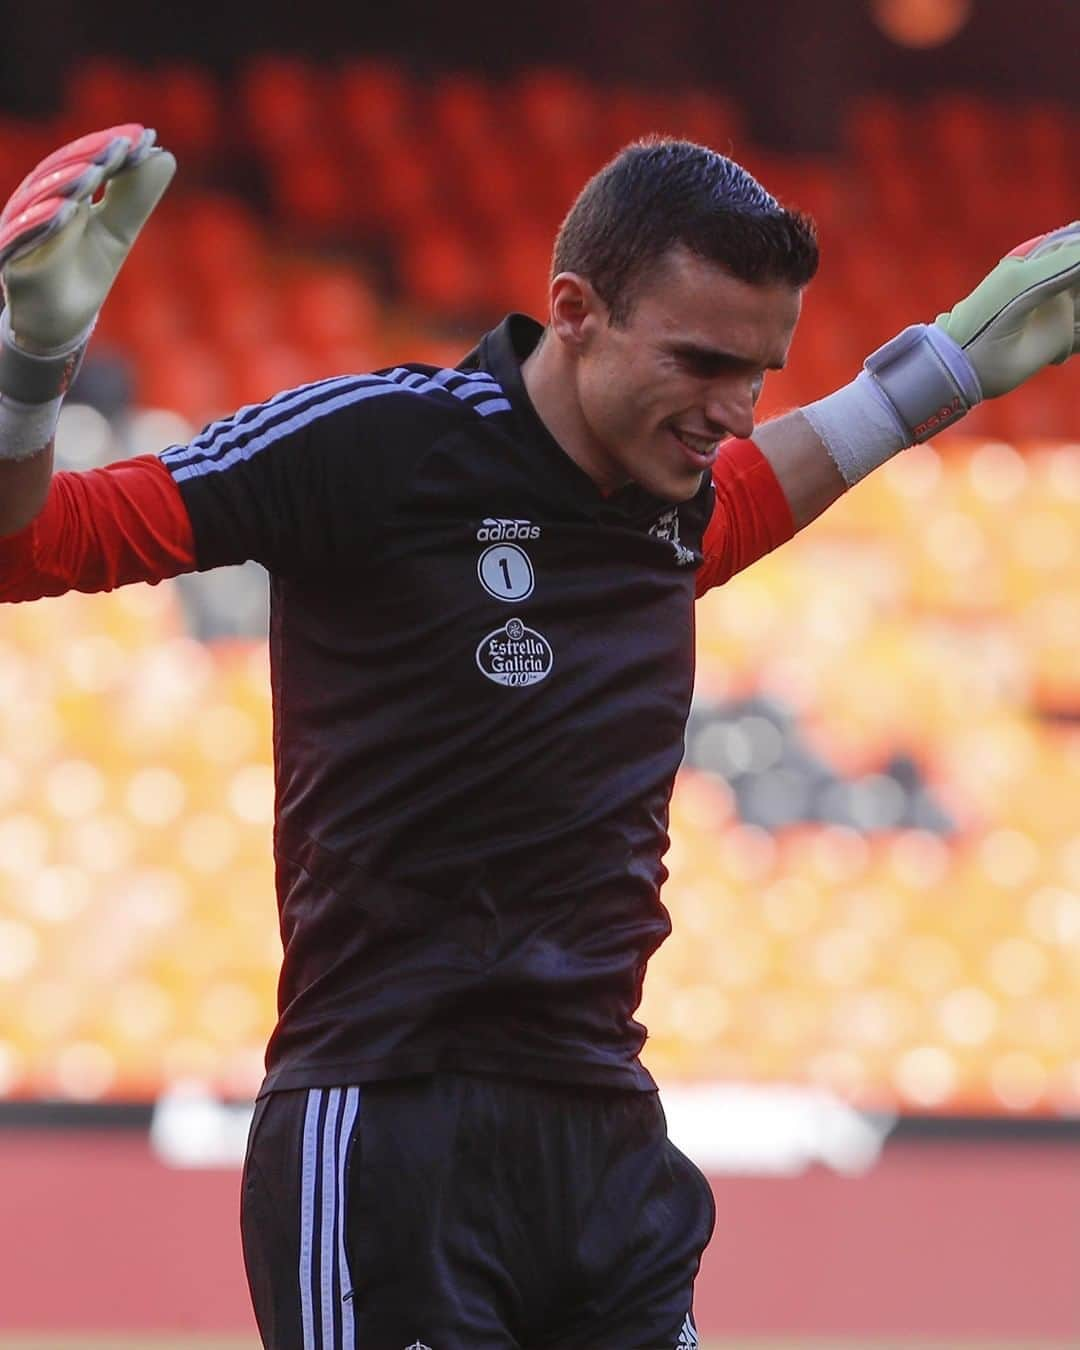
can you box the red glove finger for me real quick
[4,124,146,209]
[1,159,112,229]
[1006,233,1051,260]
[0,125,155,273]
[1,124,147,224]
[0,197,79,274]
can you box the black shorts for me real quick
[240,1072,715,1349]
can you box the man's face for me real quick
[569,247,802,502]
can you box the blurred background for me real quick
[0,0,1077,1346]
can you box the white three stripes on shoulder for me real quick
[161,367,511,483]
[179,373,368,456]
[385,365,511,416]
[161,373,380,473]
[299,1086,362,1350]
[167,379,414,483]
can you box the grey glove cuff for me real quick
[863,323,983,444]
[0,308,93,406]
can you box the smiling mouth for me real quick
[671,427,720,462]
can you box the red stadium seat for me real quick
[337,60,415,149]
[1017,102,1072,180]
[446,139,531,231]
[134,338,230,423]
[229,342,319,410]
[778,160,846,237]
[363,147,443,233]
[429,73,500,154]
[398,224,486,316]
[310,342,384,382]
[66,58,148,133]
[515,68,598,156]
[240,55,323,152]
[987,374,1074,445]
[661,89,742,153]
[267,145,351,236]
[202,278,281,356]
[111,284,192,350]
[281,267,380,351]
[595,87,654,161]
[484,230,553,318]
[182,194,267,285]
[0,121,61,199]
[531,146,607,230]
[926,94,996,174]
[847,95,908,162]
[144,65,221,165]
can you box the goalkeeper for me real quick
[0,125,1076,1350]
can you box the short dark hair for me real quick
[552,137,819,324]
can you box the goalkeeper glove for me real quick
[804,223,1080,485]
[0,124,175,458]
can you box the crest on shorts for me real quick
[676,1312,699,1348]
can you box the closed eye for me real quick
[681,355,733,379]
[673,349,742,379]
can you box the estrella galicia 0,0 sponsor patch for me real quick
[476,617,554,687]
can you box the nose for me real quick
[704,375,759,442]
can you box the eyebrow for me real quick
[666,341,787,373]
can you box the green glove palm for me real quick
[935,222,1080,399]
[860,222,1080,448]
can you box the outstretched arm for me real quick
[0,125,175,534]
[754,224,1080,533]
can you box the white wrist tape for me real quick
[802,371,910,487]
[803,323,983,487]
[0,391,61,461]
[0,308,93,462]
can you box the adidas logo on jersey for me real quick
[477,517,541,541]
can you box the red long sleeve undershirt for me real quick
[0,438,794,603]
[0,454,195,601]
[695,435,794,595]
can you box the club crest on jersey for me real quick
[649,507,698,566]
[476,517,541,542]
[476,617,554,687]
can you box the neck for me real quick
[521,330,623,494]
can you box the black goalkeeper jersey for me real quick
[162,314,715,1094]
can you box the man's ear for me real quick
[548,272,605,352]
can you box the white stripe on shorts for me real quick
[338,1088,361,1345]
[320,1089,342,1348]
[299,1090,322,1349]
[299,1087,362,1349]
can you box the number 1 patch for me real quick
[477,543,534,601]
